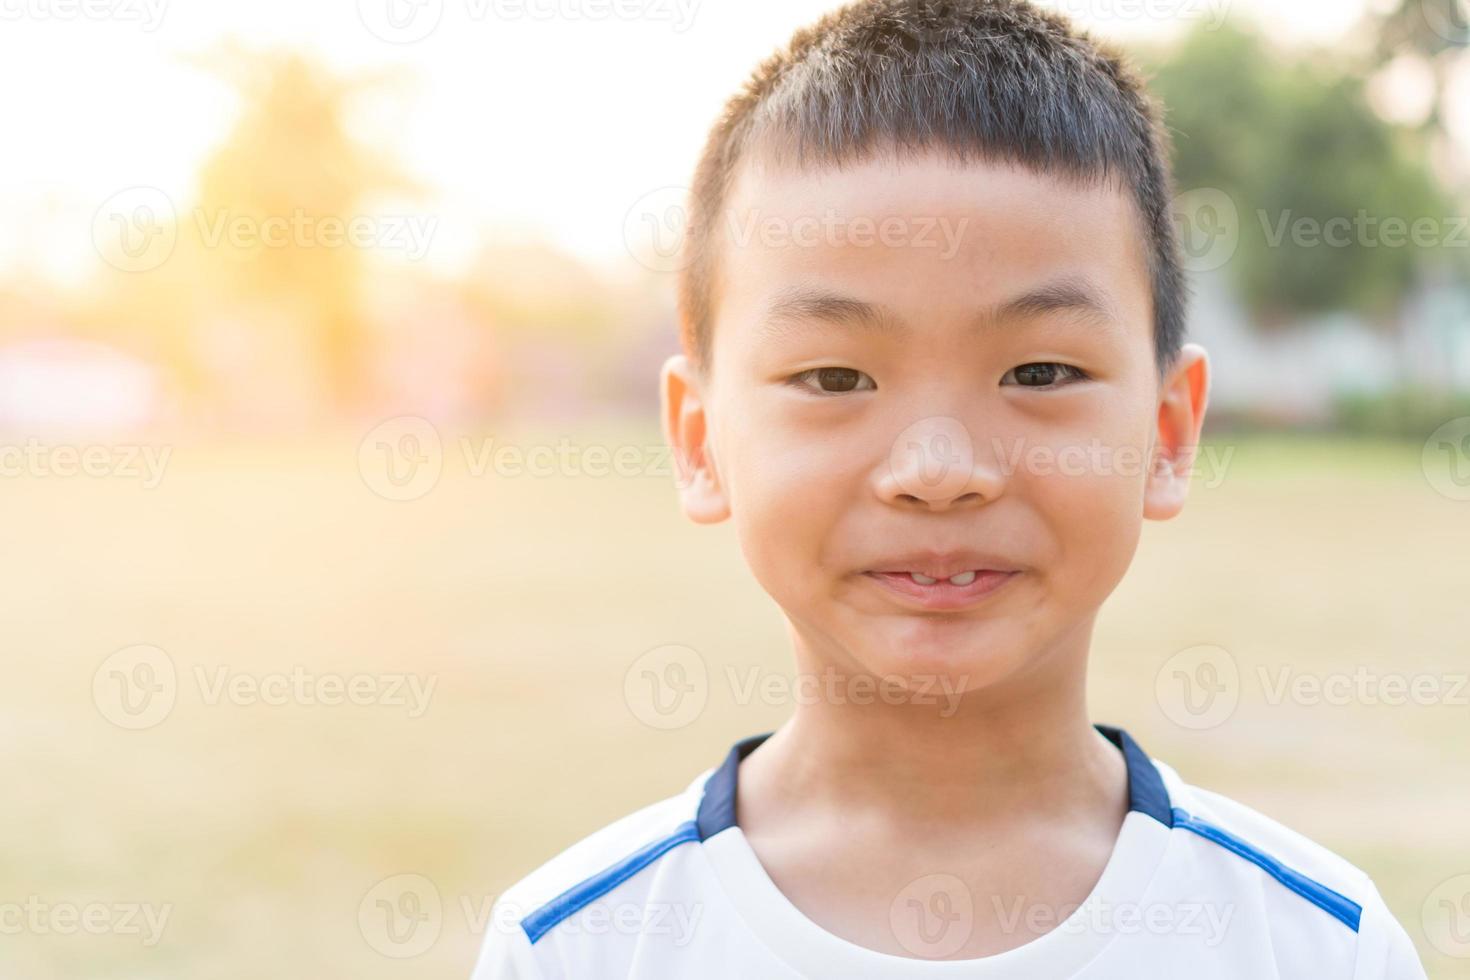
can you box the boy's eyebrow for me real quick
[760,287,900,337]
[758,276,1119,339]
[993,277,1119,328]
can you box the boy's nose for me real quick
[873,415,1007,511]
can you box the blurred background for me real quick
[1,0,1468,977]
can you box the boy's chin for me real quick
[844,619,1035,701]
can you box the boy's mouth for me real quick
[861,550,1021,610]
[879,569,983,586]
[862,569,1018,610]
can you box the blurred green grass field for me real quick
[0,426,1465,978]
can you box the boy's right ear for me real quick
[659,354,731,524]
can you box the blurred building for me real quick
[1189,268,1470,427]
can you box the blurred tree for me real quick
[1372,0,1469,136]
[198,47,419,411]
[157,47,420,415]
[1144,20,1459,328]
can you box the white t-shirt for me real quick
[471,725,1427,979]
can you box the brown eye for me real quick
[1004,363,1086,387]
[1014,363,1059,386]
[817,367,861,392]
[788,367,877,395]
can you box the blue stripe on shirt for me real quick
[521,820,702,944]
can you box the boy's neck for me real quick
[737,624,1126,829]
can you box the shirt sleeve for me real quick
[1353,879,1427,980]
[1378,910,1427,980]
[470,911,547,980]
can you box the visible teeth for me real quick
[901,570,979,586]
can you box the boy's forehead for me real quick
[713,149,1154,345]
[724,148,1141,251]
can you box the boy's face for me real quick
[663,151,1209,695]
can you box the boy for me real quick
[473,0,1428,976]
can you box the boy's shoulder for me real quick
[474,730,1425,979]
[1154,755,1375,903]
[489,770,709,940]
[1146,755,1421,979]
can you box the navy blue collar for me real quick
[695,723,1172,840]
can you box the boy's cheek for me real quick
[732,507,833,619]
[727,457,855,592]
[1031,468,1146,595]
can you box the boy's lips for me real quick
[862,548,1022,580]
[860,549,1022,611]
[862,569,1018,610]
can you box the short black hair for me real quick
[677,0,1186,379]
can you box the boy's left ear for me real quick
[1143,343,1211,521]
[660,354,732,524]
